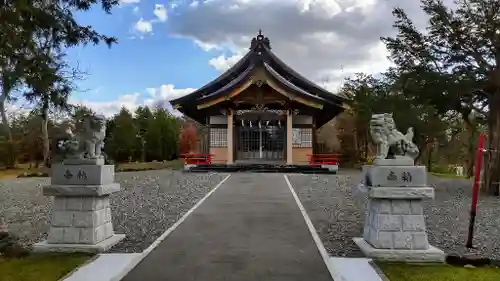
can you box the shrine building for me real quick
[170,31,349,165]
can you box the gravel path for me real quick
[0,170,226,253]
[3,170,499,258]
[288,171,500,259]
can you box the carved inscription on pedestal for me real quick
[386,170,413,183]
[77,170,87,180]
[387,171,397,181]
[63,169,88,181]
[402,171,412,183]
[52,164,114,186]
[64,169,73,180]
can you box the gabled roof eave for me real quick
[263,45,349,102]
[170,51,253,105]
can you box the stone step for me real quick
[185,164,338,174]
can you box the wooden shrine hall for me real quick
[170,30,349,167]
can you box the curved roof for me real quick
[170,30,349,127]
[263,62,336,105]
[197,62,255,102]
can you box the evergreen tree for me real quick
[381,0,500,193]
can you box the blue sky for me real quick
[66,0,229,115]
[10,0,438,117]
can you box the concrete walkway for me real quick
[120,174,333,281]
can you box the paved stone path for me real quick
[120,174,332,281]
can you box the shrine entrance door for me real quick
[234,111,286,163]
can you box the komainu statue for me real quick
[52,120,80,162]
[81,114,106,159]
[53,114,107,161]
[369,113,419,160]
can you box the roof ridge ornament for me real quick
[250,29,271,50]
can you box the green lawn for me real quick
[116,159,184,171]
[0,253,92,281]
[0,160,185,179]
[377,262,500,281]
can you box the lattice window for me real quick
[292,128,312,148]
[210,128,227,147]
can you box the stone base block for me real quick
[361,165,372,182]
[43,183,120,197]
[353,237,445,263]
[33,234,125,253]
[363,197,431,250]
[368,187,435,199]
[356,184,369,209]
[321,164,338,172]
[63,157,105,165]
[373,156,414,166]
[183,164,196,171]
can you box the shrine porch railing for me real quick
[180,153,214,165]
[307,153,341,165]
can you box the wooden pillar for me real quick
[312,118,317,154]
[205,116,210,154]
[227,109,234,164]
[286,109,293,164]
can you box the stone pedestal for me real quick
[354,158,444,262]
[34,158,125,253]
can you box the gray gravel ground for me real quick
[288,171,500,260]
[3,170,499,259]
[0,170,226,253]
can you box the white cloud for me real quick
[70,93,142,118]
[132,6,140,13]
[65,85,196,118]
[129,4,169,39]
[4,83,196,120]
[133,18,153,33]
[154,4,168,22]
[167,0,456,89]
[144,84,197,115]
[132,18,153,38]
[192,39,222,51]
[297,0,342,19]
[208,54,244,71]
[119,0,140,4]
[145,84,197,104]
[51,0,462,122]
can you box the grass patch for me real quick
[0,160,185,179]
[0,164,48,180]
[430,172,468,179]
[377,262,500,281]
[116,159,184,171]
[0,253,92,281]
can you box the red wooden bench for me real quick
[180,153,214,165]
[307,154,341,165]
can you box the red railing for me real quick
[180,153,214,165]
[307,154,341,165]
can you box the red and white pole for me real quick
[466,133,486,248]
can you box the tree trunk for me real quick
[41,106,50,167]
[141,138,146,162]
[484,94,500,196]
[0,95,12,141]
[427,142,434,172]
[0,93,16,168]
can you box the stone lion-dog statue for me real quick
[369,113,419,160]
[81,113,106,159]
